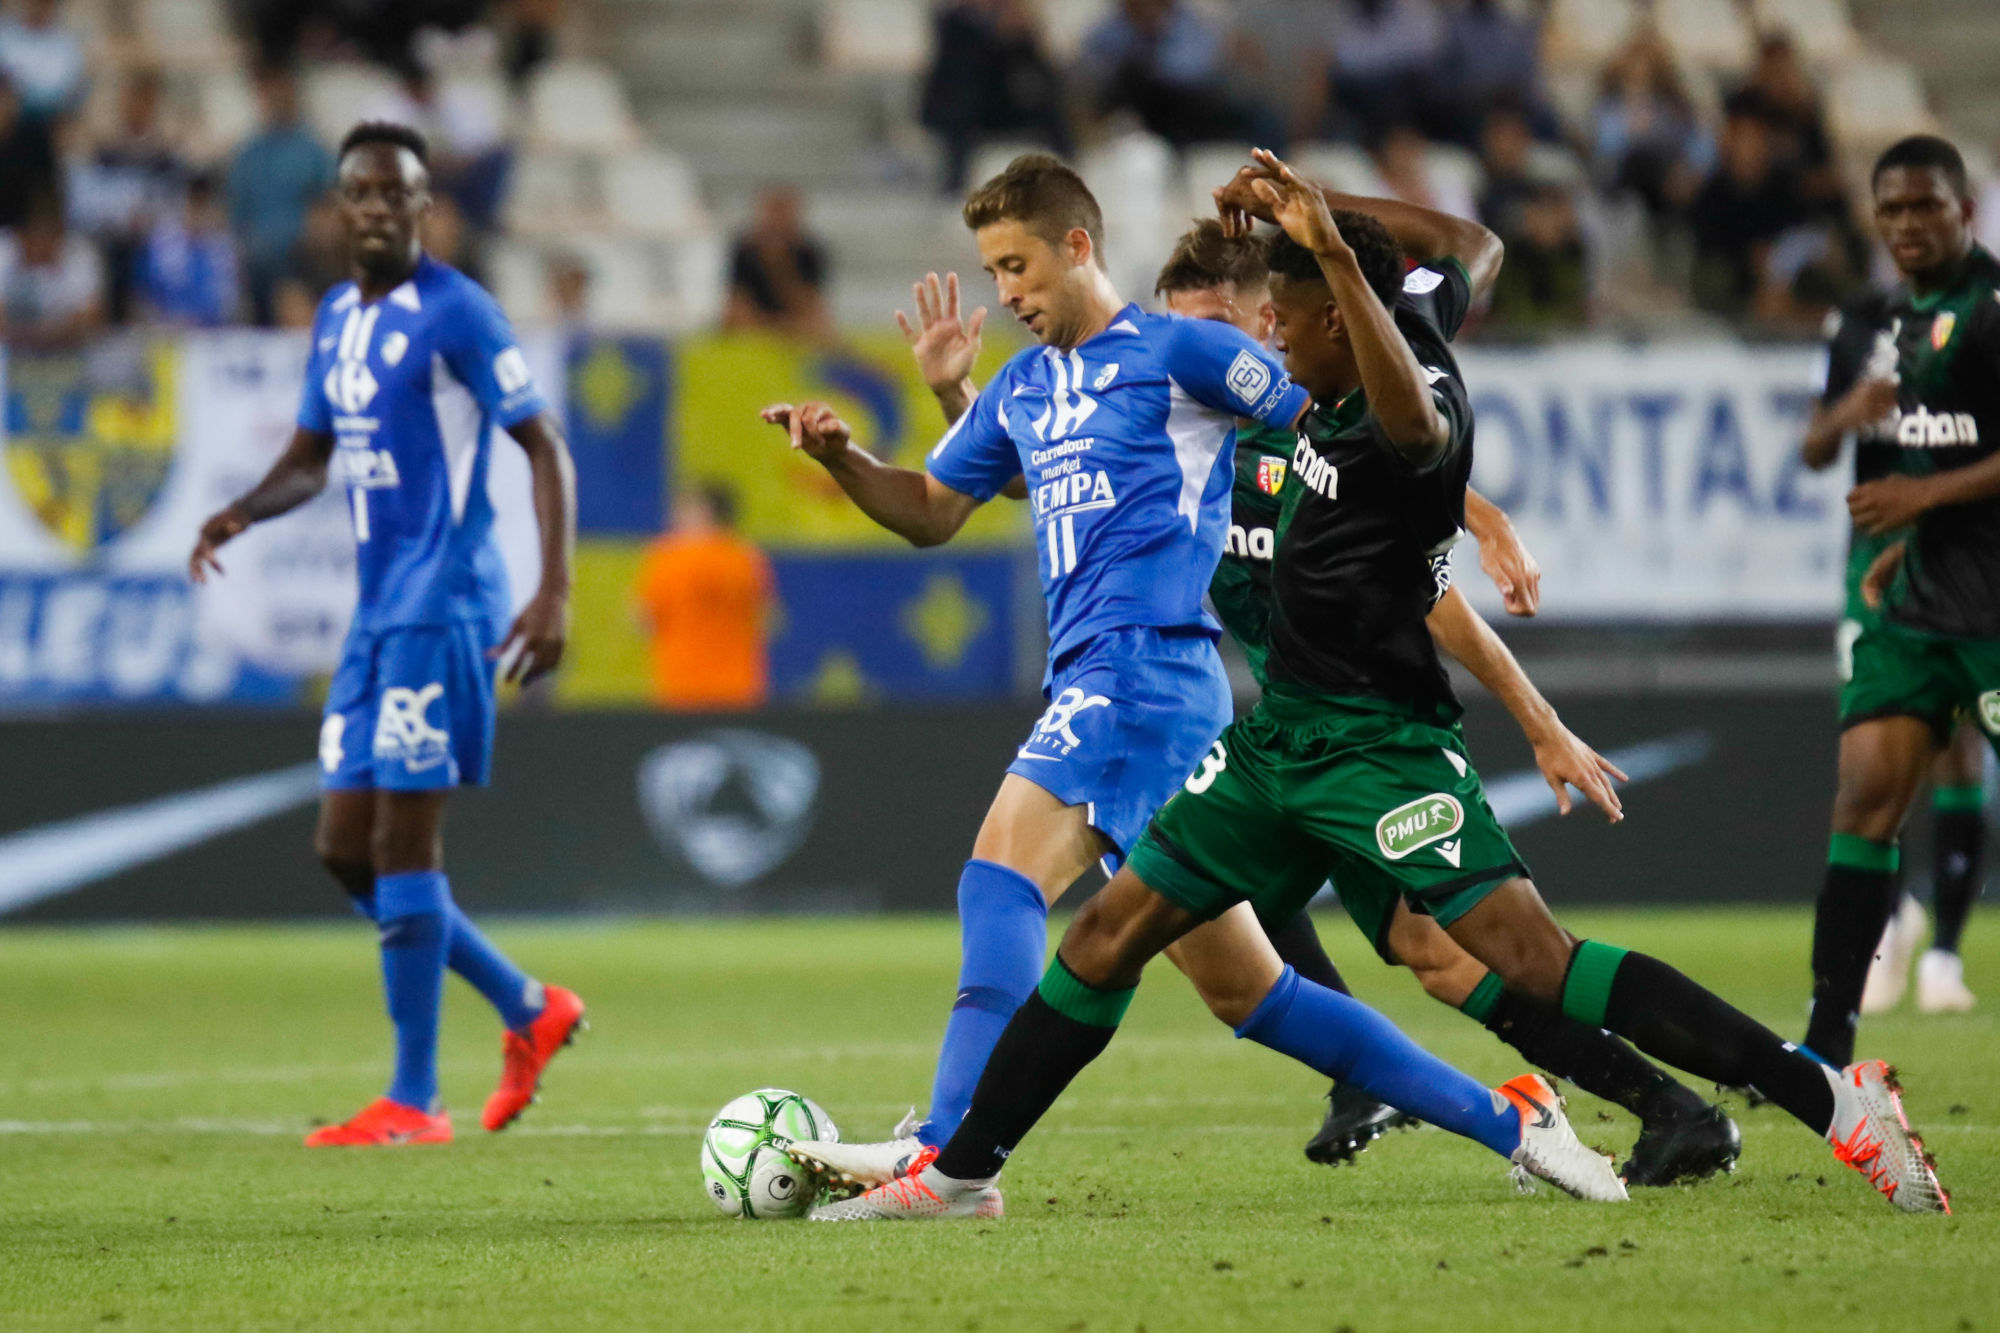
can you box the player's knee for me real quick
[1059,897,1151,990]
[368,823,439,876]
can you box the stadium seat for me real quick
[1825,59,1935,147]
[502,150,602,241]
[570,235,668,329]
[1544,0,1639,69]
[1289,143,1388,198]
[1181,144,1255,221]
[441,71,516,145]
[1423,143,1487,213]
[823,0,929,74]
[1042,0,1117,63]
[1750,0,1861,66]
[135,0,237,67]
[304,65,401,150]
[1525,141,1589,189]
[1081,130,1175,301]
[1654,0,1754,74]
[488,238,556,327]
[193,66,259,158]
[525,59,640,152]
[603,148,707,239]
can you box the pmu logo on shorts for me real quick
[374,683,452,772]
[1980,690,2000,735]
[1375,793,1465,865]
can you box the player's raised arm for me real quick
[1426,586,1625,822]
[761,401,983,548]
[1252,152,1448,465]
[498,412,577,685]
[188,425,335,582]
[897,271,986,425]
[1464,487,1540,617]
[1216,156,1504,302]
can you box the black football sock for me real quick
[1563,941,1836,1135]
[1931,788,1985,955]
[1475,979,1707,1123]
[1263,909,1351,995]
[932,957,1130,1182]
[1804,835,1902,1066]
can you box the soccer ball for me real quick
[700,1089,838,1219]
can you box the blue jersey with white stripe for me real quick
[297,255,546,633]
[928,304,1307,671]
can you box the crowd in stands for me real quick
[911,0,1959,335]
[0,0,551,347]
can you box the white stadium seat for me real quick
[1825,59,1934,146]
[1654,0,1754,74]
[194,66,259,157]
[1042,0,1117,64]
[525,60,640,151]
[1544,0,1638,69]
[304,64,400,150]
[603,149,707,239]
[135,0,235,65]
[488,238,556,327]
[1181,143,1255,222]
[1423,143,1487,213]
[502,151,601,241]
[1080,130,1175,302]
[823,0,929,74]
[1290,142,1388,198]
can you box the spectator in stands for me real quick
[1080,0,1280,149]
[0,77,55,231]
[1324,0,1445,141]
[227,65,335,326]
[1486,184,1588,332]
[1590,29,1710,221]
[1475,100,1539,236]
[367,66,513,230]
[724,186,830,339]
[1687,96,1809,320]
[65,68,190,324]
[1438,0,1550,143]
[633,484,774,712]
[1738,33,1839,213]
[1374,125,1474,224]
[420,193,484,285]
[0,189,105,350]
[0,0,86,125]
[285,193,348,300]
[133,172,240,327]
[545,249,590,325]
[921,0,1071,194]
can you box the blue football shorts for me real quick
[1006,626,1234,874]
[320,620,500,792]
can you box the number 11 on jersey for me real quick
[351,488,370,542]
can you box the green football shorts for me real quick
[1840,616,2000,748]
[1836,530,1894,684]
[1128,691,1529,960]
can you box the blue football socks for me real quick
[446,903,544,1031]
[375,870,451,1111]
[1237,967,1521,1158]
[916,859,1049,1148]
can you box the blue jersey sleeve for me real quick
[925,374,1018,501]
[439,282,548,428]
[1162,317,1309,426]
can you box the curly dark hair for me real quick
[338,120,431,169]
[1872,134,1968,200]
[1265,211,1406,308]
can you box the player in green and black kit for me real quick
[871,151,1944,1218]
[1154,216,1736,1183]
[1803,136,2000,1066]
[1805,242,1986,1021]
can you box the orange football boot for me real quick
[305,1097,453,1147]
[482,984,587,1131]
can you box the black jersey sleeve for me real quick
[1820,296,1880,406]
[1395,256,1473,342]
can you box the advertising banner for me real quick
[1455,341,1845,621]
[0,691,1864,922]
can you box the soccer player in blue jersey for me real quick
[188,123,586,1147]
[762,155,1623,1206]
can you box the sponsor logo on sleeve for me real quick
[1403,267,1445,295]
[1225,349,1272,407]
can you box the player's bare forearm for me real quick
[1912,451,2000,509]
[1464,488,1539,616]
[1426,588,1556,737]
[1314,246,1446,462]
[234,427,335,522]
[933,379,978,427]
[1800,406,1847,470]
[510,414,577,598]
[819,445,975,548]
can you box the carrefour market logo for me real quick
[1375,793,1464,863]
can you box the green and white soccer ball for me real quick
[700,1089,838,1219]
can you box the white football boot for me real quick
[1825,1059,1950,1213]
[1498,1073,1629,1203]
[1860,895,1927,1014]
[1916,949,1977,1014]
[785,1108,925,1195]
[810,1147,1004,1221]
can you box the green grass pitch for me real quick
[1,908,1993,1331]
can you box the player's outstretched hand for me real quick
[188,506,249,583]
[1212,164,1279,237]
[895,272,985,394]
[1847,474,1933,536]
[1478,526,1541,618]
[1246,149,1345,259]
[1530,721,1627,823]
[494,586,568,686]
[1860,539,1907,610]
[761,401,852,461]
